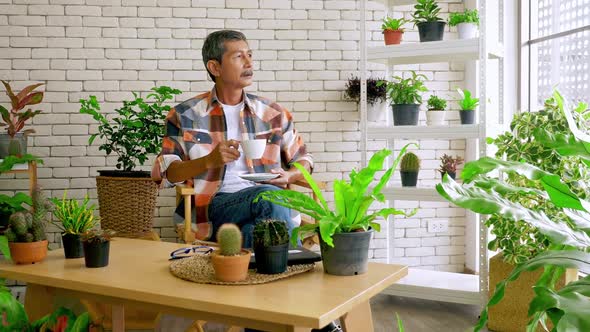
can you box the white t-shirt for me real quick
[218,101,256,193]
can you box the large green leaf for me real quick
[254,189,326,221]
[292,162,329,212]
[318,215,342,247]
[0,283,29,330]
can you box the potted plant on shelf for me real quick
[211,223,251,282]
[412,0,445,42]
[256,146,417,276]
[0,81,44,158]
[81,229,115,268]
[448,9,479,39]
[438,154,463,180]
[0,193,31,230]
[426,95,447,125]
[381,16,408,45]
[344,76,388,122]
[457,88,479,124]
[253,219,289,274]
[400,152,420,187]
[381,71,428,126]
[79,86,181,238]
[51,192,98,259]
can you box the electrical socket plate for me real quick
[427,220,449,233]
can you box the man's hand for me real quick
[266,168,292,188]
[207,139,240,168]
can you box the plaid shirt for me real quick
[152,86,313,240]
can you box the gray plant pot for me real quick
[320,229,373,276]
[460,110,475,124]
[392,104,420,126]
[0,133,27,158]
[417,21,446,42]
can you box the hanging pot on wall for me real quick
[367,100,387,122]
[0,133,27,158]
[417,21,446,42]
[392,104,420,126]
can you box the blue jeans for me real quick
[208,185,294,249]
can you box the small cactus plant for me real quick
[253,219,289,248]
[217,224,243,256]
[400,152,420,172]
[6,186,49,243]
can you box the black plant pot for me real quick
[62,233,84,259]
[392,104,420,126]
[254,243,288,274]
[441,171,456,180]
[417,21,446,42]
[460,110,475,124]
[0,211,10,231]
[320,229,373,276]
[400,171,418,187]
[83,241,110,268]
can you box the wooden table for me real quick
[0,238,407,332]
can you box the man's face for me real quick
[211,40,253,89]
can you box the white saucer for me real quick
[238,173,280,182]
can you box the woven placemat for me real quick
[169,254,315,285]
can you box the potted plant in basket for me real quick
[344,76,388,122]
[412,0,445,42]
[256,145,417,276]
[0,193,31,230]
[438,154,463,180]
[79,86,181,237]
[426,95,447,125]
[381,16,408,45]
[211,223,251,282]
[457,88,479,124]
[81,229,115,268]
[253,219,290,274]
[0,81,44,158]
[400,152,420,187]
[51,191,98,259]
[448,9,479,39]
[380,71,428,126]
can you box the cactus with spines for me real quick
[400,152,421,172]
[6,187,49,242]
[253,219,289,248]
[3,229,16,242]
[9,212,28,236]
[217,224,243,256]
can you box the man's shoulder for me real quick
[246,92,287,114]
[173,91,211,115]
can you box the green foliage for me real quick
[412,0,443,24]
[396,313,405,332]
[217,224,243,256]
[81,229,115,244]
[400,152,420,172]
[380,71,428,105]
[427,95,447,110]
[448,9,479,27]
[79,86,182,172]
[344,76,387,106]
[51,191,98,235]
[457,88,479,110]
[253,219,289,248]
[438,154,463,174]
[255,146,417,247]
[6,187,49,243]
[0,192,31,216]
[0,154,43,173]
[381,16,408,31]
[0,81,44,138]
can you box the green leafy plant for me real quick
[81,229,115,244]
[344,76,387,106]
[0,154,43,174]
[380,71,428,105]
[438,154,463,175]
[217,223,242,256]
[400,152,420,172]
[4,186,50,244]
[457,88,479,111]
[412,0,443,24]
[0,193,31,218]
[427,95,447,110]
[448,9,479,27]
[255,146,417,247]
[79,86,182,172]
[381,16,408,31]
[51,191,98,235]
[0,81,44,138]
[253,219,289,248]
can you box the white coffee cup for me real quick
[241,139,266,159]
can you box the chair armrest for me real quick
[176,184,195,196]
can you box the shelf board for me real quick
[368,38,503,65]
[367,124,480,140]
[382,187,447,202]
[381,268,481,305]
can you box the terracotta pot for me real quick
[9,240,48,264]
[211,249,252,282]
[383,30,403,45]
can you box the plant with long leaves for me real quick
[255,146,418,247]
[51,191,98,235]
[382,17,408,31]
[0,81,44,138]
[457,88,479,111]
[380,71,428,105]
[412,0,443,24]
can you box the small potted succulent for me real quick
[344,76,388,122]
[438,154,463,180]
[381,16,408,45]
[51,192,98,259]
[426,95,447,125]
[457,88,479,124]
[0,81,44,158]
[81,229,115,268]
[412,0,445,42]
[0,193,31,231]
[381,71,428,126]
[211,224,251,282]
[253,219,290,274]
[400,152,420,187]
[448,9,479,39]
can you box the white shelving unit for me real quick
[360,0,505,307]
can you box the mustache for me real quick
[241,70,253,77]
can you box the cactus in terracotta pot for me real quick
[217,223,242,256]
[212,224,251,282]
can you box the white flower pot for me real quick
[457,23,478,40]
[367,100,387,122]
[426,111,446,126]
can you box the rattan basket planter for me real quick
[96,175,158,237]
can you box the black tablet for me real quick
[248,246,322,269]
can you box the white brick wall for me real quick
[0,0,467,272]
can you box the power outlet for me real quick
[427,220,449,233]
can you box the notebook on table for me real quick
[248,246,322,269]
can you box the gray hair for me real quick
[202,30,248,81]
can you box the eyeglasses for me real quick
[169,246,213,260]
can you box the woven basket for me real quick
[96,176,158,237]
